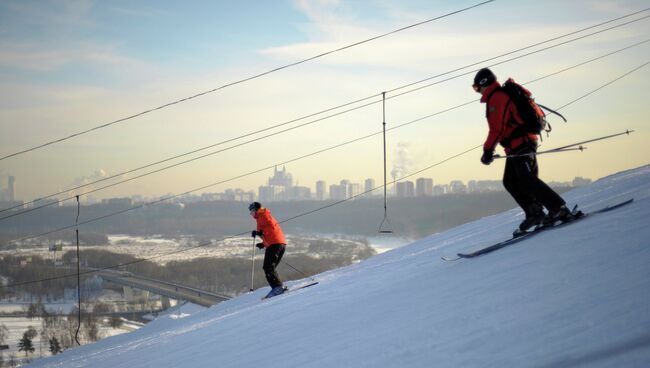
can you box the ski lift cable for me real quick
[0,1,497,163]
[1,22,648,218]
[0,125,637,290]
[3,56,647,246]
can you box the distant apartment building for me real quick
[316,180,327,200]
[433,184,448,196]
[102,198,133,207]
[364,178,376,196]
[467,180,502,193]
[396,181,415,197]
[348,183,362,198]
[449,180,467,194]
[329,184,346,200]
[416,178,433,196]
[259,185,284,202]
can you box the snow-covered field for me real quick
[2,234,376,265]
[28,164,650,367]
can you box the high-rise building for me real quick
[449,180,467,194]
[433,184,448,195]
[259,185,283,202]
[268,166,293,187]
[416,177,433,196]
[8,176,15,201]
[364,178,376,196]
[396,181,415,197]
[316,180,327,200]
[339,180,350,199]
[348,183,362,198]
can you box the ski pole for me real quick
[282,260,317,282]
[494,146,586,159]
[250,236,256,292]
[495,129,634,159]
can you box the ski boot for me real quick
[263,286,287,299]
[544,205,576,227]
[514,203,545,237]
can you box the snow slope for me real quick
[29,165,650,368]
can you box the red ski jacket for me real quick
[253,208,286,248]
[481,81,538,154]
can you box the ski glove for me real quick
[480,149,494,165]
[256,243,265,249]
[251,230,263,238]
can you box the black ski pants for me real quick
[263,243,285,288]
[503,142,565,215]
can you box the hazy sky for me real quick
[0,0,648,203]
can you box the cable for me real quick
[556,61,650,110]
[386,8,650,95]
[4,56,646,247]
[3,22,648,219]
[0,143,481,290]
[387,16,650,99]
[1,53,643,289]
[0,1,496,162]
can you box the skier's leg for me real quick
[514,153,565,212]
[503,156,536,212]
[263,244,285,289]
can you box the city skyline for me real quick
[0,1,648,204]
[0,166,594,208]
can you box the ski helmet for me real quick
[248,202,262,212]
[473,68,496,90]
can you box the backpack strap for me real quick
[537,103,567,122]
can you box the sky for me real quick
[0,0,648,203]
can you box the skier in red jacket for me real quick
[473,68,571,233]
[249,202,287,298]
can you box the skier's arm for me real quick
[483,92,509,151]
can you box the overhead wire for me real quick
[1,54,645,290]
[0,143,482,290]
[0,1,496,163]
[2,15,648,220]
[4,54,647,247]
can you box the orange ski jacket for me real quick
[253,208,286,248]
[481,81,538,154]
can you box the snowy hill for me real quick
[30,165,650,368]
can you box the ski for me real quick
[261,281,319,300]
[441,198,633,261]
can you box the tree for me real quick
[24,326,37,340]
[26,303,40,320]
[0,324,8,345]
[110,315,123,329]
[48,337,62,355]
[17,332,35,356]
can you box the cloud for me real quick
[0,40,156,74]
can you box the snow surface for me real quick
[28,165,650,368]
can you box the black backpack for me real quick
[488,78,566,139]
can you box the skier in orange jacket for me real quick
[249,202,286,298]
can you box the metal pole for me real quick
[382,92,388,216]
[379,92,393,233]
[75,196,81,346]
[250,237,256,292]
